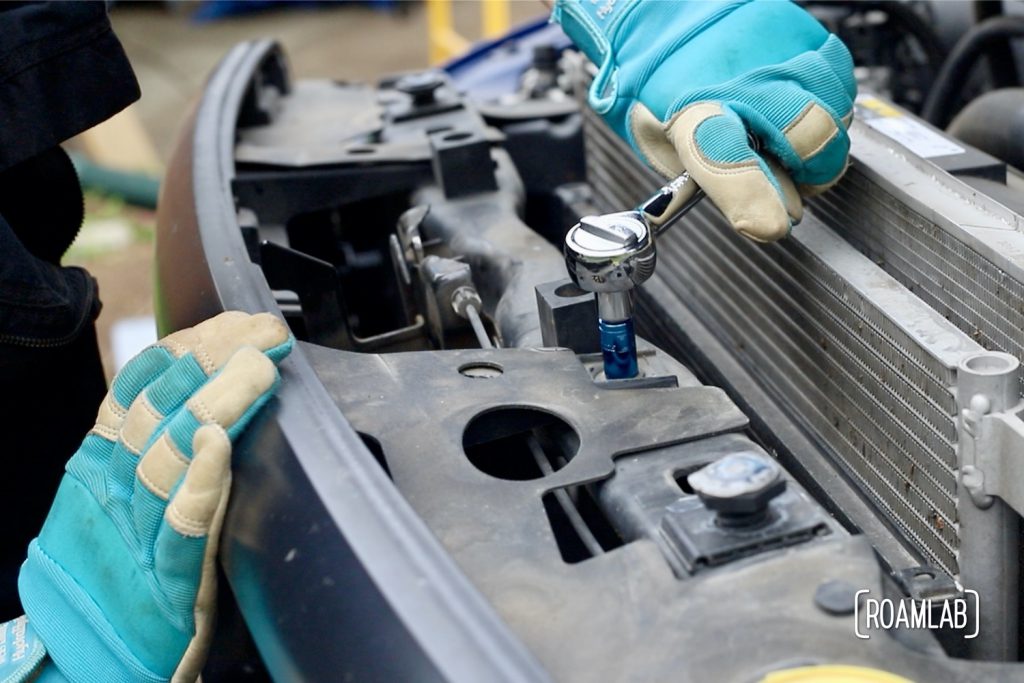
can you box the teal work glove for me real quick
[12,311,293,683]
[552,0,856,242]
[0,617,47,681]
[0,618,64,682]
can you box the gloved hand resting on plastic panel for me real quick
[0,311,293,683]
[552,0,857,242]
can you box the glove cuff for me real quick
[551,0,643,115]
[20,542,166,683]
[0,616,46,683]
[550,0,626,66]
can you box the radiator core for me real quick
[578,102,1024,578]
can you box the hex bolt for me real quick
[687,451,786,528]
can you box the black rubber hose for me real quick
[974,1,1020,88]
[948,87,1024,171]
[873,0,948,71]
[800,1,947,112]
[802,1,947,69]
[922,15,1024,129]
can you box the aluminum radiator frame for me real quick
[577,82,1024,658]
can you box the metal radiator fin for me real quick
[813,170,1024,390]
[580,107,988,577]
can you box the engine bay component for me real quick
[687,450,786,526]
[154,26,1024,681]
[572,44,1024,661]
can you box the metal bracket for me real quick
[956,351,1024,514]
[954,350,1022,661]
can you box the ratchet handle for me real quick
[638,173,706,235]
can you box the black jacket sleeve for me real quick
[0,1,141,172]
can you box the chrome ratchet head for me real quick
[563,210,656,295]
[563,172,704,295]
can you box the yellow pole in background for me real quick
[481,0,511,39]
[427,0,469,65]
[427,0,510,65]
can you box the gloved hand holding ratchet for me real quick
[552,0,857,242]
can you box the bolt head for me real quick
[396,71,444,104]
[687,451,786,516]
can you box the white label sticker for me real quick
[855,95,965,159]
[865,116,966,158]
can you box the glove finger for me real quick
[726,82,847,187]
[165,425,231,540]
[70,349,207,506]
[819,33,858,108]
[153,425,231,623]
[733,95,850,193]
[89,312,290,444]
[101,352,210,508]
[789,106,849,191]
[667,102,800,241]
[170,429,233,683]
[159,311,292,375]
[164,346,280,461]
[95,345,178,441]
[131,431,191,565]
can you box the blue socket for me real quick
[599,318,639,379]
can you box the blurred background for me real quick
[67,0,548,378]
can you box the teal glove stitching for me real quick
[551,0,612,69]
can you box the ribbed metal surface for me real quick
[813,169,1024,391]
[579,106,983,577]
